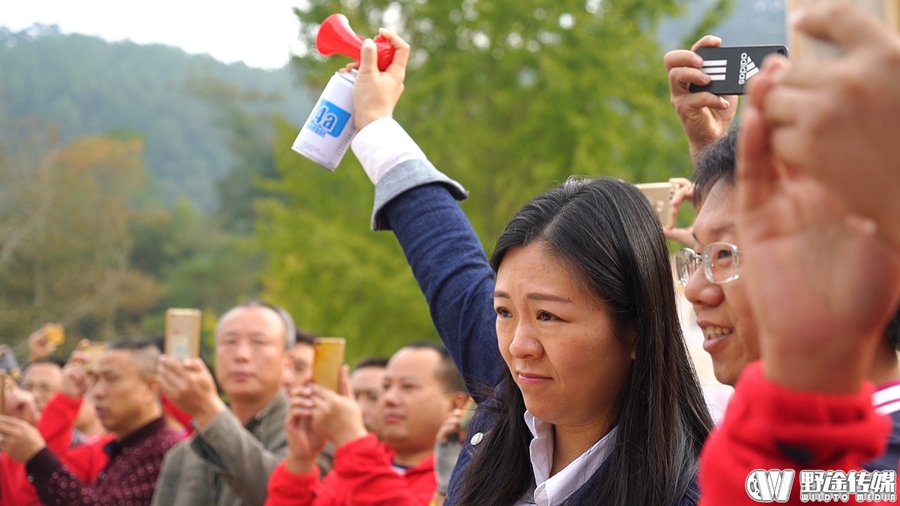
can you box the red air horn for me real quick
[316,14,395,71]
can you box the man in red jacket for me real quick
[266,341,468,506]
[697,4,900,504]
[0,343,111,506]
[0,337,181,506]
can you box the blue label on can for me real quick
[304,99,351,138]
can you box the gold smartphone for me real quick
[0,372,7,416]
[312,338,346,392]
[635,182,675,229]
[165,309,202,361]
[45,324,66,347]
[788,0,900,60]
[83,343,107,372]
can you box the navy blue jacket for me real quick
[372,161,700,506]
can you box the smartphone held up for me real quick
[689,45,789,95]
[636,182,675,229]
[45,324,66,347]
[83,343,107,372]
[165,308,201,361]
[312,337,346,392]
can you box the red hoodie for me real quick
[266,434,436,506]
[699,361,894,505]
[0,393,112,506]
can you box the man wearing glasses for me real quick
[666,8,900,498]
[673,128,760,390]
[667,125,900,471]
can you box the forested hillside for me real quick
[0,24,314,211]
[0,24,317,355]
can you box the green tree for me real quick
[0,26,313,211]
[129,196,263,360]
[258,117,438,363]
[185,76,285,235]
[293,0,696,236]
[0,129,159,349]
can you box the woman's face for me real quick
[494,242,634,430]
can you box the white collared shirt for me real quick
[513,411,618,506]
[350,117,427,184]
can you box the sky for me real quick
[0,0,307,69]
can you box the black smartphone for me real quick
[689,45,789,96]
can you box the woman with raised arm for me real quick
[293,31,713,506]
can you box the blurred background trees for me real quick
[262,0,733,359]
[0,0,786,363]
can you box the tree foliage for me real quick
[0,25,314,212]
[0,99,265,361]
[259,0,701,361]
[0,123,158,347]
[258,117,438,363]
[0,29,307,359]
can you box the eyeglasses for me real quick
[675,242,742,286]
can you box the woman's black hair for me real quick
[457,177,713,506]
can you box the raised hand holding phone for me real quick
[308,365,367,448]
[61,340,93,399]
[663,178,696,247]
[689,45,788,96]
[28,324,59,362]
[635,182,675,229]
[157,356,225,428]
[283,389,328,475]
[664,35,739,155]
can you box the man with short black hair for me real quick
[350,356,389,437]
[0,337,181,506]
[664,44,900,470]
[266,341,468,505]
[283,330,317,393]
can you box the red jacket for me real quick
[266,434,436,506]
[161,393,195,435]
[0,393,112,506]
[699,361,893,505]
